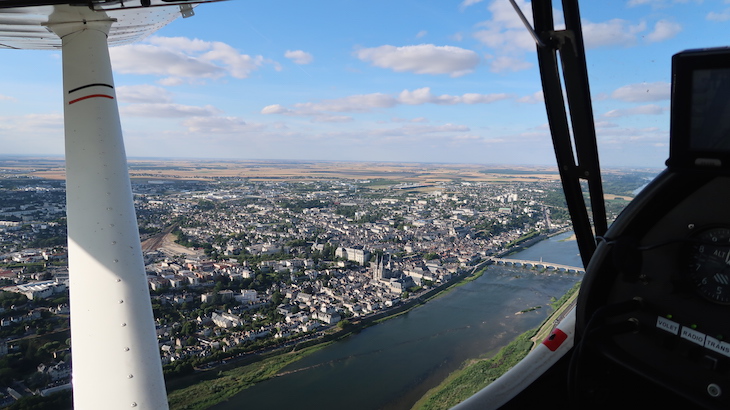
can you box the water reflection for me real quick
[212,233,581,410]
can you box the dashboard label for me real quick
[681,327,707,346]
[656,317,680,335]
[705,336,730,358]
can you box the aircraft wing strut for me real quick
[0,1,222,408]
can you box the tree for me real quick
[424,252,439,260]
[27,371,49,389]
[181,321,197,336]
[0,368,13,385]
[271,290,283,306]
[214,281,225,293]
[196,200,216,211]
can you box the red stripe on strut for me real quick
[68,94,114,105]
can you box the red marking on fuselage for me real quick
[542,328,568,351]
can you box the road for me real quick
[141,226,204,257]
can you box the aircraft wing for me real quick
[0,0,221,49]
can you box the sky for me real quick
[0,0,729,168]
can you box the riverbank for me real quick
[166,263,490,410]
[166,231,580,409]
[411,281,581,409]
[167,341,341,410]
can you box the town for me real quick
[0,160,649,408]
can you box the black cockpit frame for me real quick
[519,2,730,409]
[531,0,607,268]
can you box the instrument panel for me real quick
[685,226,730,305]
[576,172,730,409]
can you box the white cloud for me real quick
[111,44,225,79]
[452,134,482,141]
[295,93,398,113]
[0,113,63,131]
[483,0,532,31]
[261,104,293,115]
[398,87,510,105]
[476,14,672,53]
[471,0,539,73]
[473,25,535,54]
[707,8,730,22]
[0,113,63,142]
[627,0,653,5]
[311,115,353,123]
[181,116,264,134]
[595,121,619,129]
[602,104,668,118]
[398,88,444,105]
[285,50,314,65]
[120,103,221,118]
[158,77,186,87]
[0,113,64,154]
[487,55,532,73]
[362,123,473,141]
[461,93,511,104]
[200,41,269,78]
[262,94,398,115]
[262,88,511,118]
[582,19,647,48]
[628,0,703,8]
[597,126,667,145]
[459,0,485,11]
[473,26,534,53]
[354,44,480,77]
[517,91,544,104]
[110,36,275,83]
[646,20,682,42]
[391,117,430,123]
[416,30,428,39]
[611,82,671,102]
[0,94,15,101]
[116,85,173,104]
[401,123,470,134]
[471,0,670,69]
[147,36,213,52]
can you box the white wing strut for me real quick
[0,1,223,409]
[49,17,169,410]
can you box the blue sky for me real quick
[1,0,729,168]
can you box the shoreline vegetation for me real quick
[165,263,492,410]
[167,342,333,410]
[412,281,580,409]
[165,236,582,410]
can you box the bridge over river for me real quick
[490,258,585,274]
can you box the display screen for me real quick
[669,48,730,169]
[690,68,730,153]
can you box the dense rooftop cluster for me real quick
[0,173,577,402]
[132,177,573,371]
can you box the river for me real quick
[210,231,581,410]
